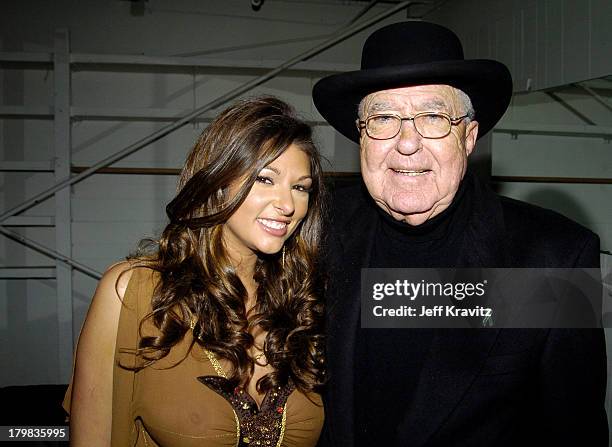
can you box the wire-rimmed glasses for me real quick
[357,112,468,140]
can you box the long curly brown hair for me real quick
[128,96,326,395]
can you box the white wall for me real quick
[0,0,611,395]
[427,0,612,93]
[493,90,612,251]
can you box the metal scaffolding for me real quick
[0,0,414,382]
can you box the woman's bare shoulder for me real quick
[79,261,137,341]
[102,260,135,300]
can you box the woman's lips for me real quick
[257,218,289,237]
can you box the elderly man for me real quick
[313,22,607,446]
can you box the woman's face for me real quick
[222,143,313,261]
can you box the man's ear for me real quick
[464,120,479,157]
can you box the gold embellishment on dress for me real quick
[197,377,295,447]
[202,347,240,447]
[142,423,149,446]
[203,347,227,379]
[275,403,288,447]
[198,336,293,447]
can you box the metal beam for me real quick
[545,91,596,125]
[3,216,54,226]
[69,166,371,177]
[347,0,381,26]
[0,226,102,279]
[0,50,356,73]
[71,166,181,175]
[0,161,54,171]
[0,106,331,124]
[0,51,52,64]
[494,121,612,139]
[0,1,413,225]
[54,28,74,383]
[576,83,612,114]
[173,34,332,58]
[0,105,54,118]
[0,267,56,279]
[491,175,612,185]
[70,53,357,74]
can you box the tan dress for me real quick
[63,268,324,446]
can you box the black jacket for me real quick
[319,173,607,447]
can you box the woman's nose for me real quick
[274,187,295,216]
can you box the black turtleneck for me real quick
[372,176,469,268]
[354,176,472,447]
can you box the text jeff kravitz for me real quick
[372,304,493,318]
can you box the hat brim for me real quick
[313,59,512,143]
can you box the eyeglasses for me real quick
[357,112,468,140]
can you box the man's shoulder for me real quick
[496,194,599,267]
[498,194,595,239]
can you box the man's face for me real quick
[359,85,479,225]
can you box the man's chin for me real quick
[376,201,435,226]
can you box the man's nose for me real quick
[274,187,295,216]
[395,119,421,156]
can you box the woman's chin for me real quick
[256,244,284,256]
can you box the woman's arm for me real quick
[69,262,133,446]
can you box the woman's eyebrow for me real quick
[262,166,312,181]
[261,166,280,175]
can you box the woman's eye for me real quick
[294,184,312,193]
[256,176,273,185]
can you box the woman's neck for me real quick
[231,254,258,310]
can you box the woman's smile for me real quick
[256,217,290,236]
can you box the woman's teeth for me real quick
[257,218,288,230]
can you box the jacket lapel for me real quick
[325,195,378,447]
[460,172,510,268]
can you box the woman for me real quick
[64,96,326,446]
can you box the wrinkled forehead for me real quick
[362,84,461,114]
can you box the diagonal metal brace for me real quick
[575,83,612,115]
[0,226,102,279]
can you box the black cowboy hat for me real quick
[313,21,513,143]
